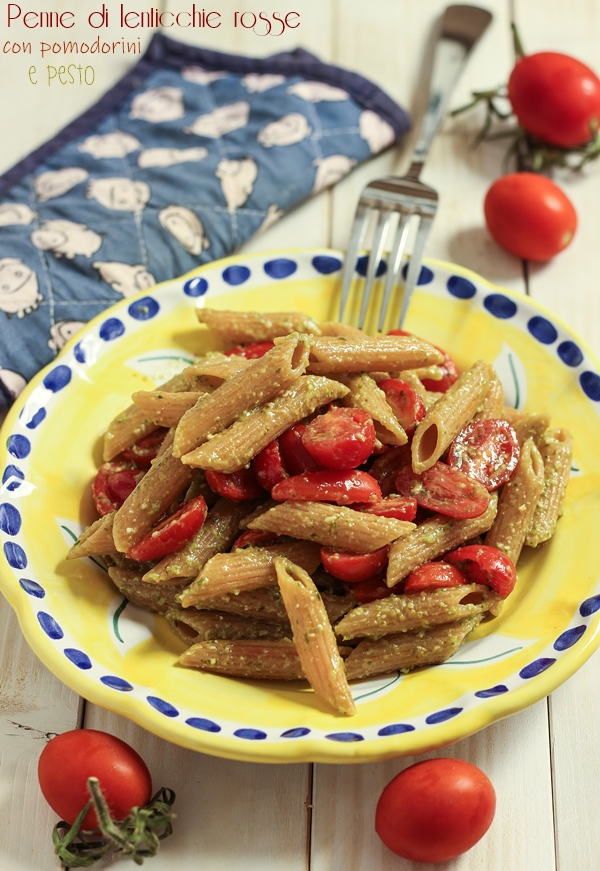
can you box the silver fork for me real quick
[339,4,492,330]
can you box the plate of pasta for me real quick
[1,247,600,763]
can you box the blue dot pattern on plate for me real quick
[325,732,364,742]
[528,316,558,344]
[312,255,342,274]
[73,341,86,364]
[128,297,159,320]
[264,258,297,279]
[580,371,600,401]
[357,255,386,277]
[554,625,586,651]
[186,717,221,733]
[447,275,476,299]
[184,276,208,297]
[100,318,125,341]
[2,465,25,490]
[25,408,46,429]
[4,541,27,569]
[484,293,517,319]
[234,728,267,740]
[475,685,509,698]
[557,340,583,367]
[6,434,30,459]
[402,263,434,285]
[37,611,63,640]
[281,727,310,738]
[19,578,45,598]
[147,696,179,717]
[100,675,133,691]
[64,648,92,669]
[580,595,600,617]
[425,707,462,725]
[222,264,250,285]
[378,723,415,736]
[519,658,556,679]
[0,503,21,536]
[43,365,71,392]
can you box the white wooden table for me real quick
[2,1,599,868]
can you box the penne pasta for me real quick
[512,413,552,448]
[339,373,408,446]
[183,354,252,383]
[317,321,366,337]
[526,429,574,547]
[165,606,291,644]
[107,567,187,614]
[274,557,356,715]
[304,335,444,374]
[196,309,321,342]
[131,391,207,428]
[67,512,116,559]
[179,638,305,679]
[473,365,505,420]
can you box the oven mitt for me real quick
[0,32,410,416]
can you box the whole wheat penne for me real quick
[67,512,116,559]
[112,430,193,553]
[386,494,498,587]
[165,606,291,644]
[344,615,482,680]
[196,308,321,342]
[131,391,207,428]
[249,501,414,552]
[512,413,552,448]
[501,407,529,426]
[485,438,545,564]
[339,373,408,446]
[174,333,310,458]
[181,376,349,471]
[108,567,187,614]
[526,429,574,547]
[142,497,253,583]
[411,360,490,472]
[239,498,277,529]
[179,638,306,679]
[275,557,355,715]
[473,365,505,420]
[336,584,498,640]
[183,354,251,383]
[304,335,444,374]
[318,321,366,337]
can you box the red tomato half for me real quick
[484,173,577,261]
[445,544,517,598]
[508,51,600,148]
[271,470,381,505]
[301,406,375,470]
[403,561,467,593]
[395,462,490,519]
[376,758,496,863]
[121,428,169,467]
[354,496,418,521]
[321,546,389,583]
[127,495,208,561]
[448,419,520,490]
[224,341,275,359]
[345,571,392,603]
[368,444,412,497]
[252,440,288,492]
[232,529,279,549]
[279,424,322,475]
[377,379,425,433]
[38,729,152,830]
[93,461,142,517]
[205,468,264,502]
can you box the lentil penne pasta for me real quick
[183,354,252,382]
[474,365,505,420]
[304,335,444,374]
[317,320,366,337]
[339,373,408,445]
[274,557,356,715]
[165,606,291,644]
[67,512,116,559]
[131,391,207,428]
[196,308,321,342]
[526,429,574,547]
[512,412,552,448]
[179,639,306,679]
[107,567,188,614]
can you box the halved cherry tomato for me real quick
[232,529,279,549]
[354,496,418,521]
[345,571,393,604]
[321,545,389,583]
[271,470,381,505]
[252,440,288,492]
[403,561,468,593]
[388,331,458,393]
[395,462,490,519]
[447,419,520,491]
[387,329,413,337]
[105,468,142,505]
[279,424,322,475]
[224,341,275,359]
[368,444,412,497]
[93,461,142,517]
[205,468,264,502]
[445,544,517,598]
[301,407,375,470]
[377,379,426,433]
[127,495,208,561]
[121,428,169,468]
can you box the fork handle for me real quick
[410,4,492,176]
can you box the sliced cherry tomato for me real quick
[403,561,468,593]
[127,495,208,561]
[354,496,418,521]
[252,440,288,492]
[301,406,375,470]
[93,460,141,517]
[377,378,426,433]
[121,428,169,468]
[224,341,275,359]
[205,468,264,502]
[279,424,322,475]
[346,571,393,604]
[368,444,412,497]
[376,758,496,863]
[395,462,490,519]
[232,529,279,549]
[105,468,142,505]
[321,545,389,583]
[445,544,517,598]
[447,419,520,491]
[421,346,458,393]
[387,329,413,337]
[271,470,381,505]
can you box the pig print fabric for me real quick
[0,33,410,415]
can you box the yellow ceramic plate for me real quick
[2,248,600,764]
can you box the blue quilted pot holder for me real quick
[0,33,410,415]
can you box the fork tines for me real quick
[339,174,438,331]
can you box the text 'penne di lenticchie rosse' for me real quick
[69,308,573,717]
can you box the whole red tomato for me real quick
[376,758,496,862]
[508,52,600,147]
[38,730,152,829]
[484,173,577,261]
